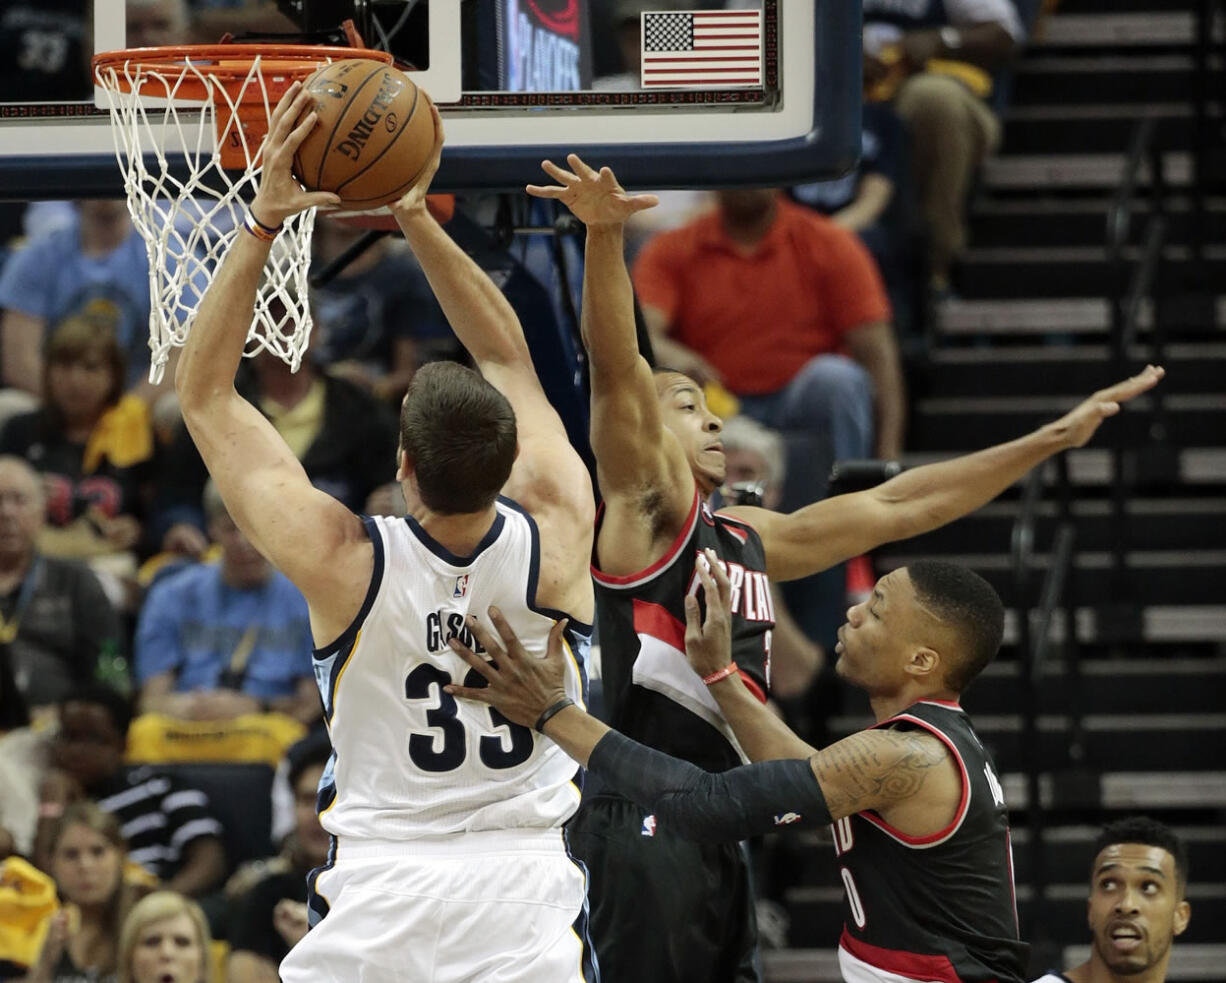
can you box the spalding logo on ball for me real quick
[292,59,437,210]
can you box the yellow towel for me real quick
[867,47,993,102]
[82,394,154,474]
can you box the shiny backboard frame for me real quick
[0,0,859,198]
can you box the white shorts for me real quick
[279,830,596,983]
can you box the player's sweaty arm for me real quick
[526,156,690,505]
[391,107,538,390]
[176,83,367,634]
[725,365,1165,582]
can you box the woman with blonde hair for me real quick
[24,801,138,982]
[117,891,211,983]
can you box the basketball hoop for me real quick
[92,44,393,382]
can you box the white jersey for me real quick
[312,500,591,846]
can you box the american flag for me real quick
[640,9,763,89]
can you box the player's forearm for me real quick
[586,730,830,842]
[871,360,906,461]
[581,225,642,379]
[539,705,612,767]
[175,231,270,410]
[392,206,530,368]
[708,674,819,761]
[873,424,1068,535]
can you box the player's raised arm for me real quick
[389,112,591,529]
[175,83,369,640]
[724,365,1165,582]
[527,157,693,505]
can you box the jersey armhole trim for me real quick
[312,515,386,658]
[592,485,701,589]
[859,714,971,848]
[499,495,595,635]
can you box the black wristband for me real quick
[248,208,283,235]
[534,697,575,734]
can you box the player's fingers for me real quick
[525,184,567,199]
[485,606,525,661]
[448,637,498,680]
[444,684,495,705]
[269,80,302,127]
[428,99,445,146]
[460,614,507,663]
[705,548,733,610]
[683,593,702,639]
[547,618,570,660]
[567,153,599,180]
[627,193,660,211]
[540,160,579,184]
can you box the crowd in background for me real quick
[0,0,1047,978]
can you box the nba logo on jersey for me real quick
[641,815,657,837]
[453,575,470,598]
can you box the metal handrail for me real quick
[1011,453,1080,943]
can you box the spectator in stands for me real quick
[717,415,823,700]
[117,891,211,983]
[150,344,399,549]
[0,456,124,713]
[125,0,192,47]
[0,648,40,859]
[225,739,331,982]
[1033,817,1191,983]
[633,187,905,490]
[310,215,459,404]
[39,683,227,897]
[0,201,161,401]
[0,313,155,581]
[862,0,1024,293]
[23,802,142,983]
[790,102,915,334]
[134,481,318,726]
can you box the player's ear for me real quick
[1173,899,1191,936]
[396,448,411,482]
[905,646,939,679]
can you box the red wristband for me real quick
[702,661,738,685]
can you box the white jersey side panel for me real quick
[312,501,589,842]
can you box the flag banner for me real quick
[641,9,763,89]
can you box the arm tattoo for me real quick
[816,730,947,818]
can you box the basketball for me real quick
[293,59,436,210]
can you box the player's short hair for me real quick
[287,730,333,792]
[399,361,516,514]
[1093,817,1189,893]
[905,560,1004,692]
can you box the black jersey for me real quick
[592,487,774,773]
[833,701,1028,983]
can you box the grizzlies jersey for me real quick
[312,499,591,843]
[834,701,1028,983]
[593,487,774,774]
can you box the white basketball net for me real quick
[95,54,325,383]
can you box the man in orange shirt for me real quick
[634,189,905,483]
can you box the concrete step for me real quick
[1034,12,1204,48]
[1001,104,1204,156]
[877,547,1226,606]
[969,196,1226,250]
[935,294,1225,336]
[1011,53,1224,106]
[955,246,1225,299]
[908,392,1226,451]
[982,151,1192,191]
[922,342,1226,397]
[898,447,1226,489]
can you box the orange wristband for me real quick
[702,661,738,685]
[243,210,281,242]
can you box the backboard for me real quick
[0,0,860,199]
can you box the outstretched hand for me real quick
[251,81,342,228]
[444,609,571,729]
[683,549,735,679]
[527,154,658,227]
[1050,364,1165,449]
[392,100,445,218]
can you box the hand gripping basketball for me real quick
[390,101,446,218]
[527,154,659,228]
[252,82,342,229]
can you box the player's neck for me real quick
[412,503,501,558]
[868,685,959,723]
